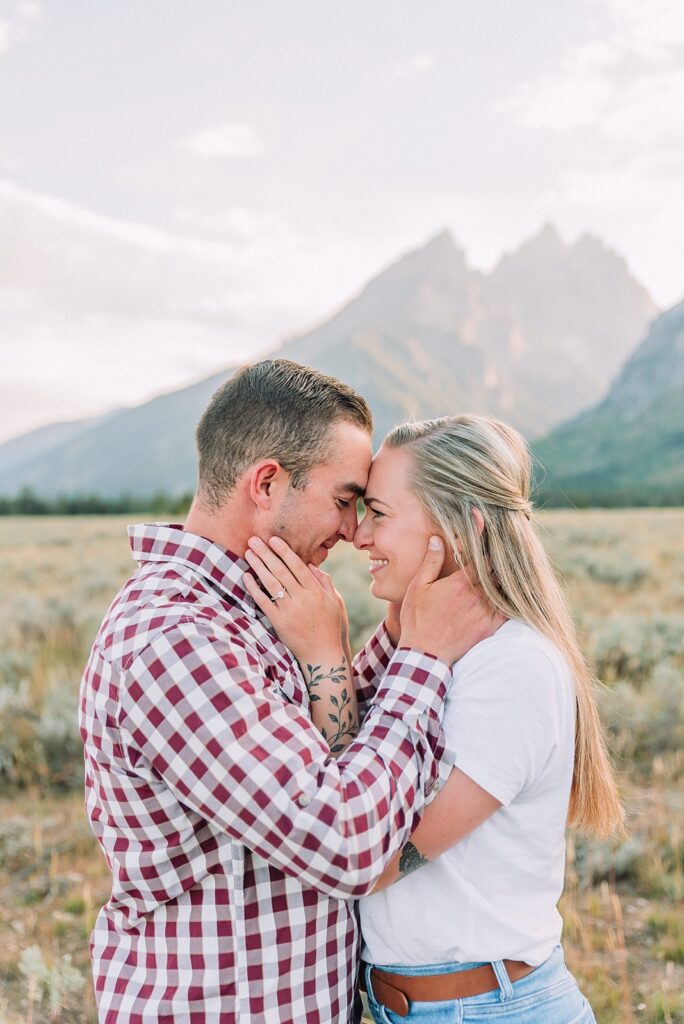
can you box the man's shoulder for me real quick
[95,561,255,669]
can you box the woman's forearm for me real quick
[370,767,502,892]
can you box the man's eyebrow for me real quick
[337,482,366,497]
[362,497,391,507]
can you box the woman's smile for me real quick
[368,557,389,574]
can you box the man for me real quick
[80,359,489,1024]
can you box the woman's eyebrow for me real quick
[363,496,391,508]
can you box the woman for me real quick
[245,414,623,1024]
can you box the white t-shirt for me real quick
[360,620,576,967]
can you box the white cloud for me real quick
[532,146,684,307]
[504,0,684,136]
[0,178,286,328]
[508,41,617,131]
[0,179,377,332]
[181,123,264,159]
[17,2,40,20]
[602,68,684,146]
[395,53,434,78]
[0,1,39,53]
[171,204,310,265]
[0,178,243,260]
[0,181,290,442]
[175,204,274,240]
[497,0,684,308]
[599,0,684,52]
[0,179,385,441]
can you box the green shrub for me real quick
[589,617,684,683]
[18,945,85,1018]
[555,549,650,587]
[600,662,684,764]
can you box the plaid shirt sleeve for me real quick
[353,620,396,720]
[118,620,449,900]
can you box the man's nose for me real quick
[353,513,370,549]
[338,503,359,542]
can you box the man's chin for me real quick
[310,546,330,567]
[284,544,329,568]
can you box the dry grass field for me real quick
[0,511,682,1023]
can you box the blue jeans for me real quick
[364,945,596,1023]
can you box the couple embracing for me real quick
[79,358,622,1024]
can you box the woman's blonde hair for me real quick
[385,414,624,837]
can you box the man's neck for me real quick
[184,495,254,559]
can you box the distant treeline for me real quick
[1,485,683,515]
[0,487,193,516]
[534,486,684,509]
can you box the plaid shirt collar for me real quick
[127,522,258,620]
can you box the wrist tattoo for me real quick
[398,841,429,877]
[306,662,347,693]
[306,662,358,754]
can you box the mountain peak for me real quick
[521,222,565,258]
[396,228,467,276]
[491,223,565,275]
[421,228,459,255]
[354,229,468,297]
[536,221,562,243]
[572,231,624,265]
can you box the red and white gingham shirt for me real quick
[79,524,449,1024]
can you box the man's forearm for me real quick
[302,649,359,756]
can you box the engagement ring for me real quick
[271,589,286,602]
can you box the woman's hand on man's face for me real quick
[242,535,344,666]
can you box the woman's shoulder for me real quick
[451,619,573,696]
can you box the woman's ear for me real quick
[441,542,460,576]
[471,507,485,537]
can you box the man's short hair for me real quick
[196,359,373,509]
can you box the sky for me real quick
[1,0,683,443]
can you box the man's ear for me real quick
[248,460,285,510]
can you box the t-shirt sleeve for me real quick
[442,638,570,806]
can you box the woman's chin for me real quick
[369,577,402,603]
[369,577,388,600]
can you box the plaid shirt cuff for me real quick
[353,621,397,719]
[373,646,450,713]
[370,646,451,796]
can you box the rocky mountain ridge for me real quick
[0,225,659,499]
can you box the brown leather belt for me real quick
[361,960,536,1017]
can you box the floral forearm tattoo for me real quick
[306,662,358,754]
[398,841,429,878]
